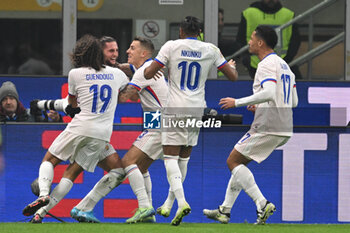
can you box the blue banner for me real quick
[1,124,349,223]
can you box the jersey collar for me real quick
[139,58,153,68]
[261,52,276,62]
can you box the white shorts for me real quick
[161,115,200,147]
[49,131,108,172]
[234,131,290,163]
[162,127,200,147]
[100,143,117,160]
[133,130,163,160]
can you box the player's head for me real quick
[180,16,201,39]
[262,0,280,9]
[248,25,277,55]
[0,81,19,115]
[127,37,154,68]
[100,36,119,66]
[71,34,104,71]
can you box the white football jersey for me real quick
[66,66,129,141]
[252,53,296,136]
[129,59,168,110]
[155,38,227,110]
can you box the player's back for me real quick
[157,38,226,109]
[66,66,128,141]
[252,53,296,136]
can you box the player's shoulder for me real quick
[68,67,88,77]
[104,65,127,76]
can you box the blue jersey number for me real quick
[89,84,112,113]
[281,74,291,104]
[178,61,201,91]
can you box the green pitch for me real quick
[1,223,350,233]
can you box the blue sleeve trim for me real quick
[260,78,277,88]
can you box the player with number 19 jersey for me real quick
[66,66,129,142]
[154,38,227,109]
[251,53,296,136]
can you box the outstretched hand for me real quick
[219,97,236,110]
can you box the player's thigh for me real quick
[226,148,251,171]
[42,150,62,167]
[98,152,122,172]
[137,156,154,174]
[62,162,84,181]
[179,146,192,159]
[122,145,148,168]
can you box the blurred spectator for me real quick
[7,43,54,75]
[0,81,61,122]
[218,8,237,58]
[235,0,301,79]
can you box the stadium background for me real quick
[1,77,350,224]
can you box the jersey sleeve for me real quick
[256,62,277,87]
[68,70,77,96]
[118,71,130,91]
[211,44,227,70]
[129,67,151,91]
[154,41,173,67]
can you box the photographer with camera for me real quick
[0,81,62,123]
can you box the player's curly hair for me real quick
[71,34,104,71]
[180,16,201,37]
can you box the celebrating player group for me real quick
[22,16,297,226]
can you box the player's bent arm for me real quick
[117,63,134,78]
[68,94,78,108]
[118,85,139,103]
[144,61,162,80]
[235,81,276,107]
[292,85,298,108]
[219,62,238,81]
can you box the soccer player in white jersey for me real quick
[203,25,298,225]
[22,34,129,223]
[70,37,168,223]
[144,16,238,225]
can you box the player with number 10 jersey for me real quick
[154,38,227,109]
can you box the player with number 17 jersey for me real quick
[154,38,227,109]
[250,53,296,136]
[66,66,129,142]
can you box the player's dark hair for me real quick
[71,34,104,71]
[255,25,278,49]
[100,36,117,48]
[133,37,155,54]
[180,16,201,37]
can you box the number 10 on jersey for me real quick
[178,61,201,91]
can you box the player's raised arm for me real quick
[219,59,238,81]
[144,60,163,80]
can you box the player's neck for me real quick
[258,49,275,61]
